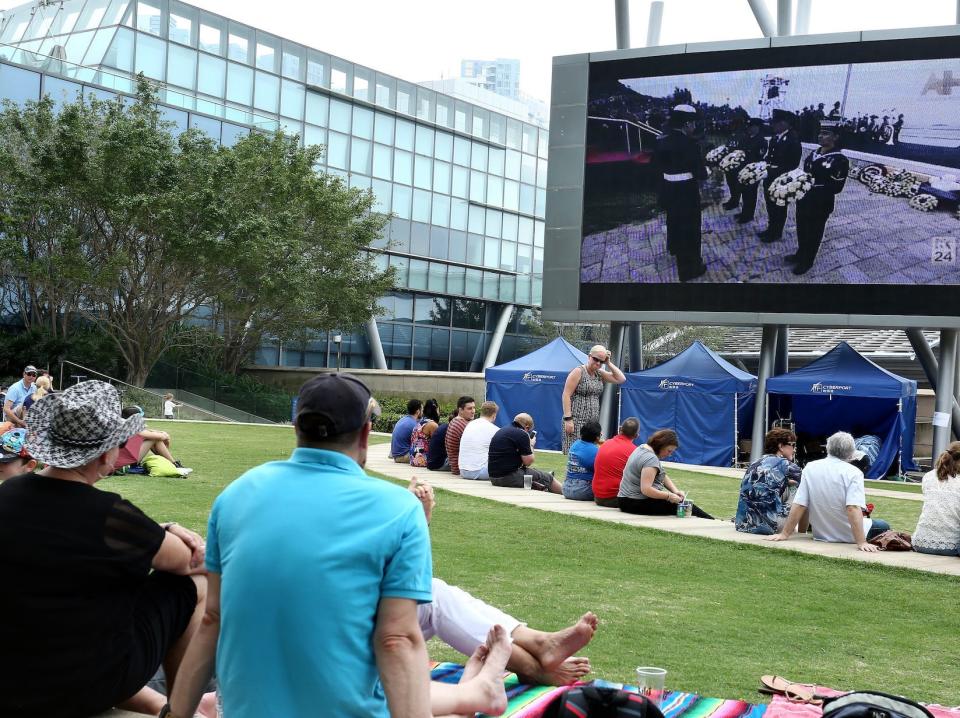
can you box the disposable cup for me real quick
[523,474,533,490]
[636,666,667,706]
[679,501,692,517]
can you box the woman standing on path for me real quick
[561,344,625,454]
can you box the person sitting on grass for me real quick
[562,421,603,501]
[0,380,211,718]
[768,431,890,552]
[409,413,439,468]
[427,410,455,472]
[488,413,562,493]
[0,428,37,480]
[390,398,422,463]
[458,401,500,480]
[409,477,597,686]
[592,417,640,507]
[445,395,477,476]
[21,375,53,416]
[912,441,960,556]
[618,429,714,518]
[735,427,804,535]
[115,406,193,477]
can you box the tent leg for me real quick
[905,328,960,440]
[932,330,959,460]
[600,322,626,438]
[750,325,778,463]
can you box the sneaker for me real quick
[176,467,193,477]
[173,460,184,468]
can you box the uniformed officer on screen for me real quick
[734,117,768,224]
[655,103,707,282]
[787,120,849,276]
[758,108,801,243]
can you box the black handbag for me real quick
[544,685,667,718]
[822,691,934,718]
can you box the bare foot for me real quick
[198,691,219,718]
[541,656,591,686]
[467,625,511,716]
[519,612,598,670]
[461,643,489,682]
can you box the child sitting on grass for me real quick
[0,429,37,480]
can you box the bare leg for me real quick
[429,625,511,717]
[512,612,597,670]
[138,439,176,464]
[548,478,564,494]
[116,685,166,714]
[162,575,207,695]
[508,645,591,686]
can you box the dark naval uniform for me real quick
[734,130,768,222]
[722,131,747,210]
[655,128,707,281]
[791,148,849,274]
[760,128,802,241]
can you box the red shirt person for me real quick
[592,418,641,507]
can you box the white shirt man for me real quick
[768,431,889,552]
[457,401,499,480]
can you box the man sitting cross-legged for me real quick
[409,477,597,686]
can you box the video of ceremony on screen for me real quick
[581,57,960,286]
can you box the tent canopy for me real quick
[484,337,587,451]
[621,341,757,467]
[765,342,918,479]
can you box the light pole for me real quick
[333,334,342,373]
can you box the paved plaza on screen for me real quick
[582,165,960,285]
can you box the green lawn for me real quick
[102,423,960,705]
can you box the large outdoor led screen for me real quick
[576,36,960,318]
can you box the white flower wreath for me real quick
[737,161,768,186]
[718,149,746,172]
[909,193,938,212]
[849,166,862,180]
[705,145,728,166]
[767,169,814,206]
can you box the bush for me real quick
[0,325,124,387]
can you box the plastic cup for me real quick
[679,500,692,518]
[636,666,667,705]
[523,474,533,490]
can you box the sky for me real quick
[1,0,957,102]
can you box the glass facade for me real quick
[0,0,548,370]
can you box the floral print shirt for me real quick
[735,454,802,535]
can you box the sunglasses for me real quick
[25,372,37,377]
[785,442,797,447]
[589,355,604,363]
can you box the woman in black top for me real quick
[0,381,209,718]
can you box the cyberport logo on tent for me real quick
[810,382,853,393]
[659,379,695,390]
[522,372,557,384]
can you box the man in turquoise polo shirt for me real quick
[166,374,434,718]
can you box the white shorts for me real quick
[418,578,522,656]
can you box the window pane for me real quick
[393,150,412,185]
[43,76,82,113]
[500,241,516,271]
[255,34,278,72]
[136,1,161,36]
[486,175,503,207]
[352,106,374,139]
[221,122,248,147]
[522,125,537,154]
[447,266,465,296]
[374,113,394,144]
[432,161,451,194]
[427,263,446,295]
[434,131,453,162]
[304,124,326,150]
[408,259,428,290]
[331,58,350,94]
[412,189,431,223]
[375,75,393,108]
[470,143,488,172]
[197,53,225,97]
[415,125,434,156]
[431,195,450,227]
[226,62,253,104]
[501,212,518,241]
[472,108,489,138]
[451,166,468,199]
[503,180,520,212]
[198,16,224,55]
[485,209,502,238]
[253,70,279,113]
[483,272,499,300]
[518,216,534,244]
[469,205,485,235]
[454,101,468,132]
[307,50,328,86]
[350,138,371,175]
[413,155,432,190]
[371,179,392,216]
[0,64,40,106]
[466,234,483,265]
[429,226,449,260]
[135,32,166,80]
[469,171,486,204]
[490,114,505,144]
[435,97,452,127]
[396,80,413,114]
[452,136,470,166]
[281,43,305,81]
[520,184,535,215]
[305,92,328,126]
[280,79,304,119]
[395,119,414,151]
[167,44,197,89]
[168,5,193,45]
[416,87,433,121]
[227,27,250,63]
[372,144,392,180]
[449,231,466,263]
[326,131,348,169]
[450,198,468,231]
[506,119,522,149]
[410,222,429,256]
[505,149,521,180]
[354,66,372,102]
[329,99,351,133]
[488,147,505,176]
[516,243,532,274]
[465,269,482,298]
[483,237,499,268]
[392,185,412,220]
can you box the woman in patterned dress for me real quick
[912,441,960,556]
[561,344,625,454]
[734,428,803,535]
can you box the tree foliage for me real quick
[0,77,392,384]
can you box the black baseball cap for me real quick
[295,373,372,438]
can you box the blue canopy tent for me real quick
[765,342,918,479]
[619,341,757,467]
[484,337,588,451]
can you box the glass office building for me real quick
[0,0,548,371]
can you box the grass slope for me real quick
[101,423,959,705]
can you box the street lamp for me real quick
[333,334,342,372]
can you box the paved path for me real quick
[367,444,958,577]
[582,154,960,285]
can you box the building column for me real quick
[777,0,793,36]
[599,322,627,438]
[482,304,515,369]
[747,0,776,36]
[365,316,388,370]
[750,325,779,463]
[774,325,789,376]
[614,0,630,49]
[905,328,960,440]
[626,323,643,372]
[646,2,663,47]
[932,330,959,459]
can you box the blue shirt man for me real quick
[390,399,423,463]
[2,365,38,427]
[168,374,433,718]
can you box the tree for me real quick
[0,77,392,384]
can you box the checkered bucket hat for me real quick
[26,380,144,469]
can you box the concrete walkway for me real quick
[366,443,959,577]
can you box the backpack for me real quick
[822,691,934,718]
[544,685,666,718]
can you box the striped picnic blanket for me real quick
[429,663,768,718]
